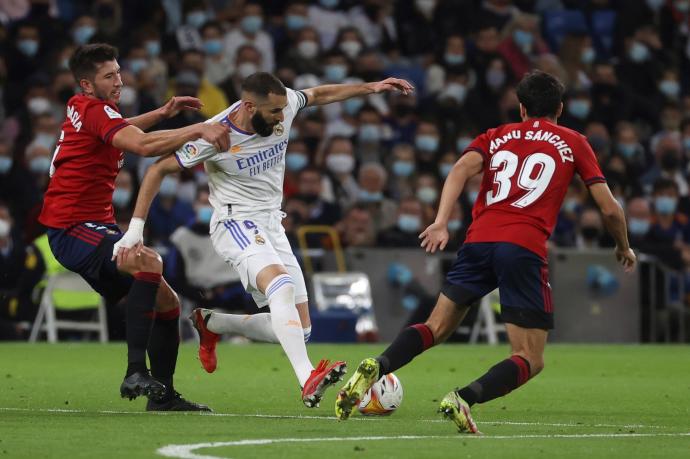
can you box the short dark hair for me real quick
[516,70,565,118]
[241,72,286,98]
[69,43,118,82]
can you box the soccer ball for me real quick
[357,373,403,416]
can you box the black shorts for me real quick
[441,242,554,330]
[46,222,133,303]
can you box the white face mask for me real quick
[326,153,355,174]
[27,97,52,115]
[339,40,362,59]
[297,40,319,59]
[237,62,258,79]
[0,218,10,238]
[119,86,137,105]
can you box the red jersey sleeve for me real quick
[462,129,494,164]
[574,135,606,186]
[81,100,129,146]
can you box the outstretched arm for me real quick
[419,151,484,253]
[112,122,229,157]
[111,155,182,261]
[126,96,203,131]
[301,77,414,106]
[589,182,636,272]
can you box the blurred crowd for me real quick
[4,0,690,336]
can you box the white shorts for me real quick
[210,210,308,307]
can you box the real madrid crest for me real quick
[273,123,284,136]
[255,234,266,245]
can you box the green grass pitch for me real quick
[1,343,689,458]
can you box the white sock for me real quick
[265,274,313,386]
[207,312,279,343]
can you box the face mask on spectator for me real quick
[512,29,534,52]
[326,153,354,174]
[416,186,438,204]
[241,15,263,34]
[73,25,96,45]
[628,218,650,235]
[17,39,39,57]
[567,99,590,119]
[415,0,437,17]
[324,64,347,82]
[119,86,137,106]
[444,52,465,66]
[447,219,462,232]
[203,39,223,55]
[618,142,638,158]
[439,163,453,178]
[562,197,579,213]
[29,156,51,174]
[0,157,12,174]
[581,47,596,64]
[655,196,677,215]
[339,40,362,59]
[628,41,650,63]
[286,152,308,171]
[197,205,213,224]
[237,62,258,79]
[320,0,339,8]
[441,83,467,103]
[456,136,473,152]
[27,97,52,116]
[343,98,364,116]
[398,214,421,232]
[0,218,10,238]
[112,188,131,207]
[128,58,147,75]
[186,11,208,28]
[297,40,319,59]
[286,14,307,31]
[581,226,600,240]
[159,177,178,197]
[468,190,479,203]
[289,127,299,139]
[34,133,56,150]
[415,135,439,152]
[658,80,680,99]
[359,124,380,143]
[486,69,506,89]
[359,189,383,202]
[392,160,414,177]
[145,40,161,57]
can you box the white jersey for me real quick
[174,88,308,232]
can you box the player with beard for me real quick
[39,43,230,410]
[114,72,413,407]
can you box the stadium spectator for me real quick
[147,174,195,245]
[280,26,323,76]
[113,169,134,211]
[387,143,416,200]
[295,167,342,226]
[307,0,349,51]
[641,134,687,197]
[173,49,228,118]
[576,207,609,249]
[414,172,440,225]
[336,204,376,248]
[626,196,653,250]
[321,136,359,208]
[498,14,550,80]
[200,21,233,87]
[224,2,275,72]
[356,162,397,232]
[378,196,425,247]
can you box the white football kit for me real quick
[174,88,309,306]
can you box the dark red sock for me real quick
[457,355,531,406]
[125,272,161,376]
[376,324,435,377]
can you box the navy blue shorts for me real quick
[47,223,133,303]
[441,242,554,330]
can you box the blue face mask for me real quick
[203,39,223,55]
[562,197,579,213]
[343,98,364,116]
[17,39,39,57]
[359,124,380,143]
[241,15,263,34]
[160,177,178,197]
[456,136,473,152]
[0,157,13,174]
[324,64,347,82]
[628,218,650,236]
[392,160,415,177]
[444,53,465,65]
[186,11,208,28]
[581,47,596,64]
[618,142,637,158]
[683,137,690,151]
[319,0,339,8]
[197,206,213,224]
[286,14,307,31]
[359,190,383,203]
[417,186,438,204]
[568,100,590,119]
[112,188,131,208]
[659,80,680,99]
[655,196,677,215]
[145,40,161,57]
[448,219,462,232]
[629,41,650,63]
[286,153,308,171]
[73,25,96,45]
[129,58,147,75]
[439,163,453,178]
[415,135,439,152]
[513,29,533,49]
[468,190,479,203]
[29,157,51,174]
[398,214,421,233]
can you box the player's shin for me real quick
[148,306,180,394]
[208,312,280,343]
[456,355,532,406]
[376,323,435,378]
[125,272,161,376]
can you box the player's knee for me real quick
[266,274,295,303]
[424,319,453,344]
[136,248,163,274]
